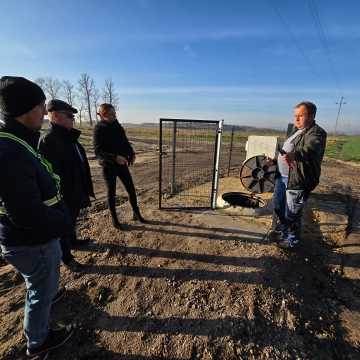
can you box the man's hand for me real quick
[115,155,129,166]
[264,156,276,166]
[284,152,296,170]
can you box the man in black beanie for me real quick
[0,76,74,357]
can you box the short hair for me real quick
[295,101,317,118]
[97,103,114,115]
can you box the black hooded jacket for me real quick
[39,123,95,210]
[0,119,71,247]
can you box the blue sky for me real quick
[1,0,359,133]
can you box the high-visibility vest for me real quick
[0,131,62,216]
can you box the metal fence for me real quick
[159,119,223,209]
[218,126,247,179]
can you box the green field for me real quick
[76,124,358,163]
[326,136,360,162]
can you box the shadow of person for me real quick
[261,204,360,358]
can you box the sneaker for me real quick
[64,259,84,272]
[26,327,74,357]
[52,287,66,305]
[268,230,283,242]
[277,237,299,249]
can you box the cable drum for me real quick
[239,155,276,194]
[222,192,266,209]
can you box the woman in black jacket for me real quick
[93,103,147,229]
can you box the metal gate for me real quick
[159,119,223,209]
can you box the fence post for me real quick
[170,121,177,195]
[159,119,163,209]
[227,126,235,176]
[211,120,224,209]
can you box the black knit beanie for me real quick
[0,76,46,119]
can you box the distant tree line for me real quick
[35,74,119,126]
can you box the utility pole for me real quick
[334,96,346,136]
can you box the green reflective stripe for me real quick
[0,192,61,217]
[40,156,61,188]
[0,132,38,157]
[43,193,62,206]
[0,131,61,191]
[0,132,63,217]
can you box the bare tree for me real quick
[102,78,119,109]
[62,80,76,106]
[92,87,100,122]
[34,77,62,99]
[34,77,46,90]
[42,77,62,99]
[78,73,95,126]
[77,102,86,128]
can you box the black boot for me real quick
[112,219,129,231]
[132,211,148,224]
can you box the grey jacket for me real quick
[286,122,327,192]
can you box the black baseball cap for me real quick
[47,99,78,114]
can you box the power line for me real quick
[266,0,320,79]
[334,96,347,136]
[307,0,342,95]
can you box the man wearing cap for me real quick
[0,76,73,357]
[39,99,95,272]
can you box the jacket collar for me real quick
[0,118,40,150]
[100,119,121,127]
[291,121,316,146]
[49,122,81,141]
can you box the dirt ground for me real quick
[0,133,359,360]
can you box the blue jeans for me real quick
[272,176,308,243]
[0,239,61,349]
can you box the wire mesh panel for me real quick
[159,119,222,209]
[219,126,247,178]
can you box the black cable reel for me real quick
[222,155,276,209]
[239,155,276,193]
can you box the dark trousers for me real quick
[102,164,140,223]
[60,205,80,264]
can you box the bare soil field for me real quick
[0,129,359,359]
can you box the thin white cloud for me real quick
[119,107,359,134]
